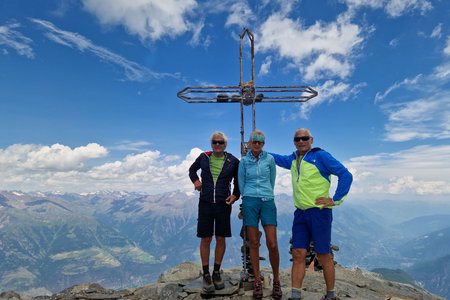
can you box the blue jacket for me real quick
[271,148,352,210]
[189,151,240,203]
[238,150,276,199]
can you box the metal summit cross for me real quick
[177,28,318,283]
[177,27,318,156]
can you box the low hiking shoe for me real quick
[212,270,225,290]
[272,280,282,299]
[253,279,263,299]
[202,273,215,293]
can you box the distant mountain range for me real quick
[0,190,449,298]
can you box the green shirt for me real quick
[210,154,225,183]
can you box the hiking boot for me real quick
[272,280,282,299]
[212,270,225,290]
[320,296,339,300]
[202,273,215,293]
[253,279,263,299]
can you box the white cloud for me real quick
[430,23,442,39]
[346,145,450,199]
[304,53,352,80]
[51,0,74,17]
[257,13,365,81]
[444,36,450,56]
[342,0,384,9]
[432,61,450,80]
[376,61,450,142]
[31,18,179,81]
[282,80,365,120]
[341,0,432,17]
[82,0,198,42]
[274,166,293,195]
[0,22,34,58]
[0,143,107,172]
[386,176,447,195]
[0,143,201,194]
[382,96,450,142]
[109,140,152,152]
[2,143,449,200]
[385,0,432,17]
[225,2,255,28]
[189,21,210,47]
[389,38,399,47]
[258,56,272,76]
[375,74,422,103]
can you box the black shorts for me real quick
[197,201,232,238]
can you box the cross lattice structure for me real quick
[177,27,318,156]
[177,27,318,282]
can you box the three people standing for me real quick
[189,128,352,300]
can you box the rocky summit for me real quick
[0,261,443,300]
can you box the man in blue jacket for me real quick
[271,128,353,300]
[189,131,240,293]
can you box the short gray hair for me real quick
[294,128,312,137]
[210,131,228,143]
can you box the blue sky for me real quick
[1,0,449,201]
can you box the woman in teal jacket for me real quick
[238,130,282,300]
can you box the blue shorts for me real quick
[292,208,332,254]
[242,196,277,228]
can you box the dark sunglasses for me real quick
[251,140,264,145]
[211,140,225,145]
[294,136,311,142]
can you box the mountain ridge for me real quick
[0,190,449,298]
[0,261,444,300]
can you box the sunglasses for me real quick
[251,140,264,145]
[294,136,311,142]
[211,140,225,145]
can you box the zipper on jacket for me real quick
[256,159,260,196]
[209,152,227,203]
[296,150,311,183]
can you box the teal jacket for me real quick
[271,148,352,210]
[238,150,276,199]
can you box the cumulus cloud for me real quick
[0,143,107,172]
[0,22,34,58]
[274,144,450,200]
[347,145,450,199]
[257,13,365,81]
[2,142,449,200]
[0,143,202,194]
[31,18,179,81]
[82,0,197,42]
